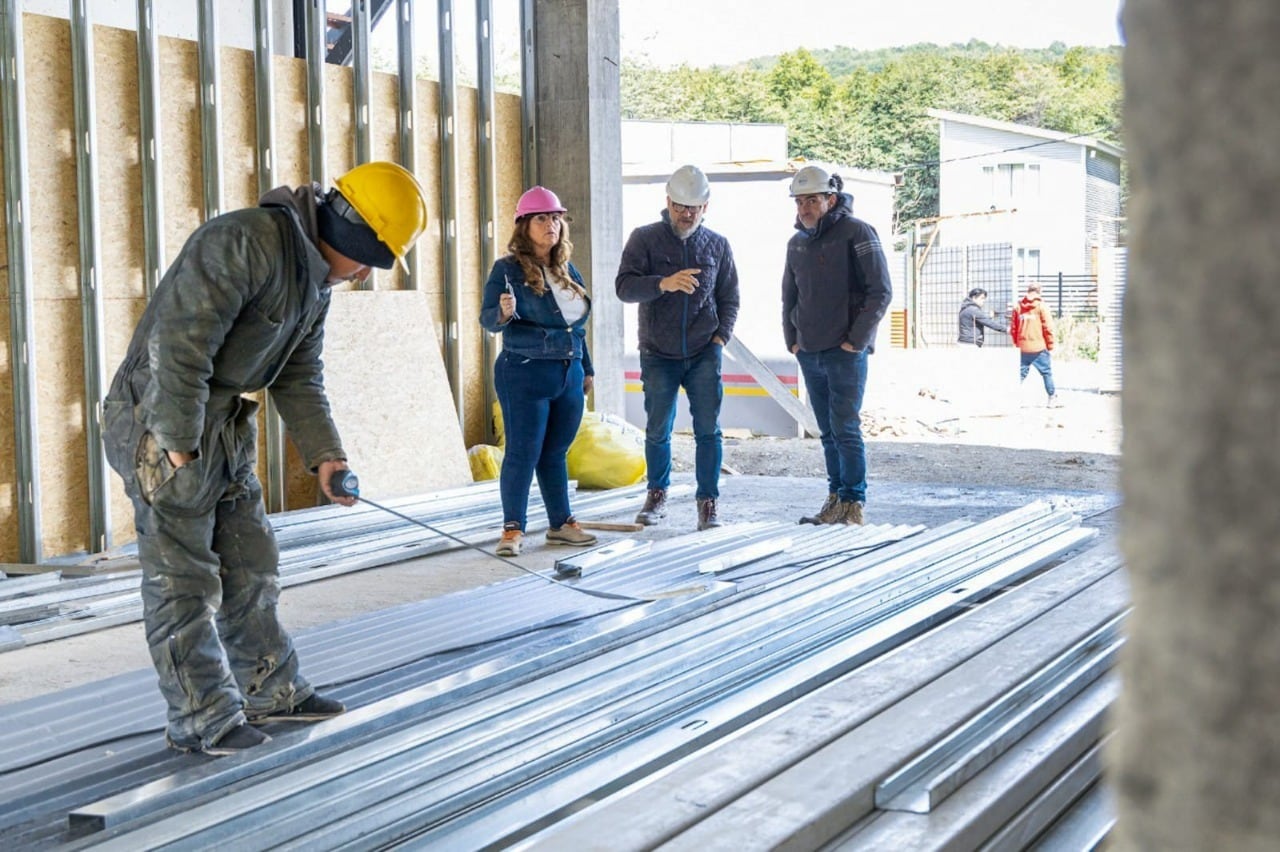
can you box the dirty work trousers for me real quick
[639,345,724,501]
[494,351,585,531]
[104,392,311,751]
[796,347,869,504]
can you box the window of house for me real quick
[983,163,1041,208]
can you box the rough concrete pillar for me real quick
[1113,3,1280,850]
[531,0,625,417]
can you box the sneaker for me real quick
[635,488,668,525]
[842,500,865,525]
[496,527,523,556]
[545,518,598,547]
[249,692,345,724]
[800,493,840,525]
[697,498,722,531]
[200,723,271,756]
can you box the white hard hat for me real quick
[790,165,839,197]
[666,164,711,206]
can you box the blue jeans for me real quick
[1019,350,1056,396]
[796,347,868,503]
[495,351,585,530]
[640,345,723,500]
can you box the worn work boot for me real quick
[196,723,271,756]
[635,488,668,525]
[697,498,722,531]
[250,692,346,724]
[842,500,865,526]
[546,518,598,547]
[799,493,840,525]
[496,525,524,557]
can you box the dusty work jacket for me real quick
[104,184,346,487]
[782,193,893,353]
[615,210,740,360]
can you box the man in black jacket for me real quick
[616,165,740,531]
[102,162,428,755]
[782,166,893,526]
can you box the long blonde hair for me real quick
[507,217,585,298]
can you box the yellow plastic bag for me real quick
[566,412,646,490]
[467,444,504,481]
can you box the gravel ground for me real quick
[670,348,1121,494]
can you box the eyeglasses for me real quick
[669,201,704,214]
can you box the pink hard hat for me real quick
[514,185,567,222]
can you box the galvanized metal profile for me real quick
[875,614,1126,813]
[96,519,1074,848]
[69,0,111,553]
[350,0,374,290]
[135,0,164,297]
[437,0,464,421]
[305,0,326,183]
[0,0,43,564]
[520,0,536,187]
[196,0,222,220]
[253,0,288,515]
[395,0,418,288]
[476,0,500,441]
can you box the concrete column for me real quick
[1113,3,1280,850]
[531,0,625,417]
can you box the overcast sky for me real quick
[619,0,1125,67]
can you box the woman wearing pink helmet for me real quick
[479,186,597,556]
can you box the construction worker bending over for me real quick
[102,161,429,755]
[480,186,598,558]
[615,165,740,531]
[782,166,892,526]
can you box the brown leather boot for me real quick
[800,493,840,525]
[697,498,722,531]
[635,488,668,525]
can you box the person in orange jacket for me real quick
[1009,281,1060,407]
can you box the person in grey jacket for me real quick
[616,165,740,531]
[102,161,428,755]
[957,287,1008,346]
[782,166,892,526]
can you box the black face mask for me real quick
[316,191,396,270]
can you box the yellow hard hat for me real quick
[333,161,428,272]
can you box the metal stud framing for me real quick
[254,0,288,515]
[397,0,418,289]
[69,0,110,553]
[438,0,464,422]
[476,0,500,442]
[135,0,164,297]
[196,0,222,220]
[0,0,42,563]
[520,0,537,188]
[305,0,326,184]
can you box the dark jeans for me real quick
[796,347,868,503]
[640,345,723,500]
[495,351,585,531]
[1019,350,1056,396]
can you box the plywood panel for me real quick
[220,45,260,213]
[308,290,470,499]
[159,36,204,260]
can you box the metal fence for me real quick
[1021,273,1100,320]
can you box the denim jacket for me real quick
[479,256,594,375]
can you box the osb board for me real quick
[158,36,205,265]
[219,46,260,213]
[282,290,470,507]
[0,300,15,560]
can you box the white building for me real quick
[928,109,1124,278]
